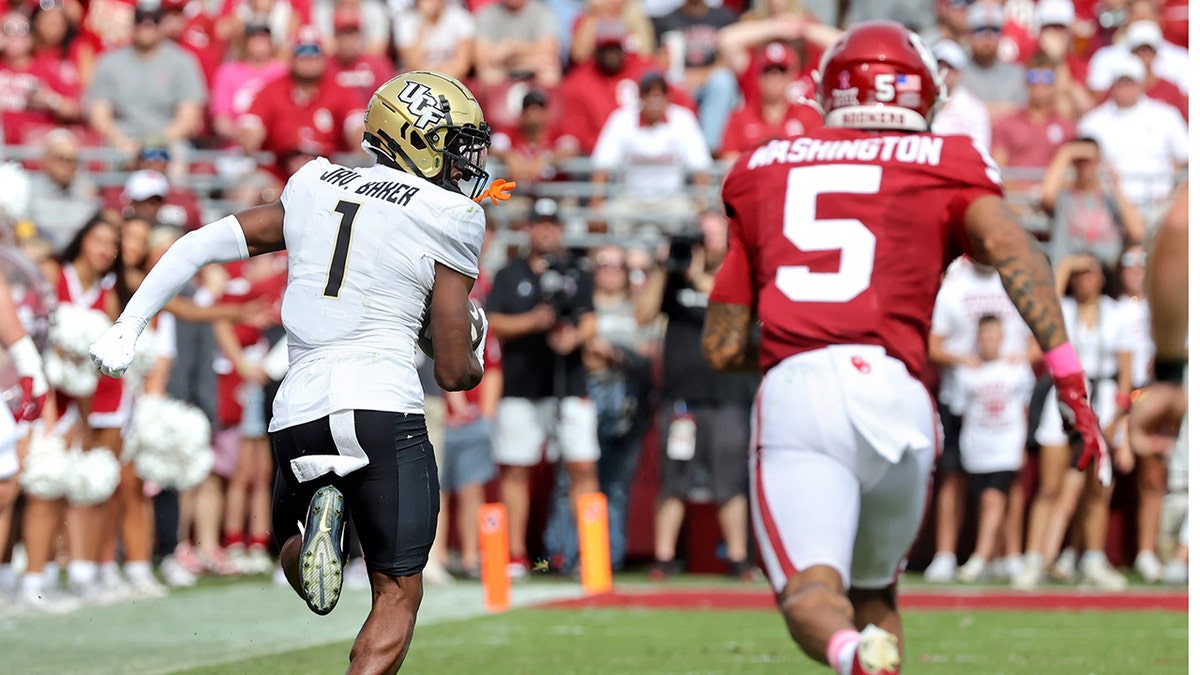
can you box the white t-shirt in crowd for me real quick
[269,157,484,431]
[591,103,712,201]
[1115,294,1154,388]
[393,3,475,65]
[930,262,1031,412]
[1062,295,1122,380]
[1087,42,1190,94]
[931,85,991,151]
[1077,97,1188,207]
[958,359,1035,474]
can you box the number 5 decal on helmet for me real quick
[775,165,880,303]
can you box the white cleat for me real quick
[956,555,988,583]
[19,586,83,614]
[1161,559,1188,585]
[127,574,168,599]
[853,624,901,675]
[923,552,957,583]
[1012,553,1046,590]
[1051,547,1078,582]
[159,556,198,588]
[1133,551,1164,584]
[1079,554,1127,590]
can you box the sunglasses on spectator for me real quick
[37,0,65,10]
[135,11,162,25]
[3,20,30,36]
[596,259,625,270]
[1027,68,1055,85]
[47,152,78,163]
[294,43,322,56]
[972,26,1001,36]
[140,148,171,162]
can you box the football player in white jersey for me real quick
[90,71,491,673]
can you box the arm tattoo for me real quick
[701,302,759,373]
[975,203,1068,351]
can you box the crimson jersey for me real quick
[711,127,1004,377]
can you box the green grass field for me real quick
[1,575,1187,674]
[179,606,1188,675]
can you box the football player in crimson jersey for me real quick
[702,21,1109,675]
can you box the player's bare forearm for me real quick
[965,197,1067,352]
[701,302,758,373]
[1147,187,1187,360]
[430,263,483,391]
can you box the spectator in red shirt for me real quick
[237,26,364,178]
[490,89,573,186]
[558,20,692,156]
[0,8,82,144]
[326,9,392,106]
[719,42,822,161]
[991,55,1078,178]
[28,0,85,117]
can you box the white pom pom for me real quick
[20,432,72,499]
[128,395,214,489]
[65,446,121,506]
[50,306,112,359]
[0,162,31,223]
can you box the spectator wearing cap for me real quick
[653,0,739,153]
[991,53,1077,183]
[219,0,308,57]
[961,1,1028,120]
[719,43,822,161]
[116,168,200,232]
[25,129,100,249]
[1078,51,1187,228]
[1119,21,1187,120]
[474,0,561,88]
[393,0,474,82]
[931,39,991,151]
[313,0,390,57]
[590,72,711,234]
[160,0,226,86]
[99,143,203,230]
[85,4,207,158]
[327,8,392,106]
[933,0,974,42]
[1019,0,1094,125]
[0,7,82,145]
[569,0,656,65]
[1088,10,1189,97]
[237,27,364,180]
[717,1,840,112]
[490,90,573,185]
[209,21,287,143]
[558,20,693,155]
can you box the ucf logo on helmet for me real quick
[397,80,447,130]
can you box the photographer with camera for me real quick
[636,209,760,580]
[486,199,600,579]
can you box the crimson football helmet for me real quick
[815,20,946,132]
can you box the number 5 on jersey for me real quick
[776,165,881,303]
[324,200,360,298]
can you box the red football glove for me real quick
[15,375,46,422]
[1053,372,1112,486]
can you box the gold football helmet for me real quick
[363,71,492,199]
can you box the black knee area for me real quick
[848,585,897,612]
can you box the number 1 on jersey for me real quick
[324,200,360,298]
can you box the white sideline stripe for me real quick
[0,581,584,675]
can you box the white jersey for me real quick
[268,157,485,432]
[1062,295,1121,381]
[930,262,1031,412]
[958,360,1035,474]
[1115,295,1154,388]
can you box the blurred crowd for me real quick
[0,0,1189,612]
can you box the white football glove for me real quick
[89,322,141,378]
[470,303,488,367]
